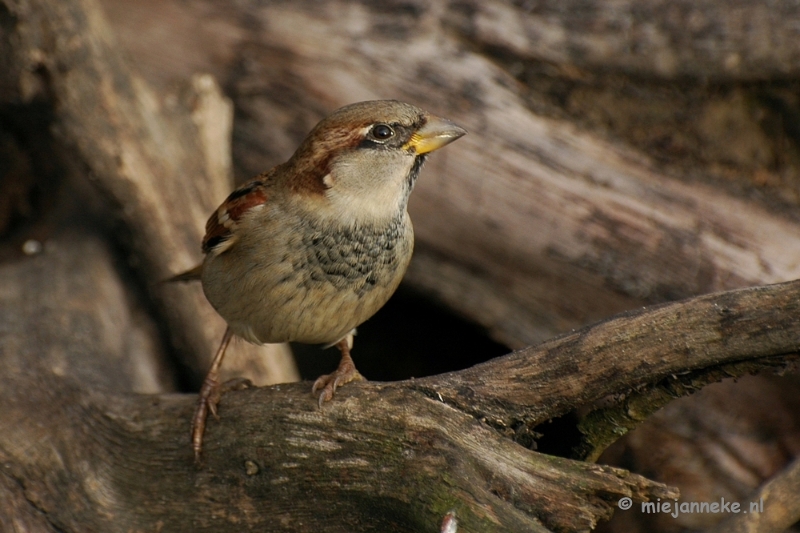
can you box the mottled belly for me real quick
[203,215,413,345]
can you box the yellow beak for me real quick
[404,115,467,154]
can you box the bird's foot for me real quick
[312,358,364,408]
[191,374,218,464]
[191,375,253,464]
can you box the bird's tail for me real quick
[164,264,203,283]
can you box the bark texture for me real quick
[2,279,798,532]
[1,0,297,387]
[99,0,800,349]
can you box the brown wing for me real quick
[202,177,270,254]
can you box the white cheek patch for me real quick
[319,146,415,224]
[323,175,409,223]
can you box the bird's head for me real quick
[285,100,466,224]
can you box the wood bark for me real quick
[0,0,297,388]
[99,0,800,348]
[2,278,798,532]
[2,0,800,532]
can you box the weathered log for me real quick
[0,0,297,386]
[0,375,670,533]
[2,279,799,531]
[101,0,800,86]
[98,0,800,349]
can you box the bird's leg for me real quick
[312,331,364,408]
[191,326,235,463]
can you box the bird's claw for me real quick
[312,366,363,408]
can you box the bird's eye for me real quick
[370,124,395,141]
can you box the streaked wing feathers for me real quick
[202,179,269,254]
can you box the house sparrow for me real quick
[172,100,466,461]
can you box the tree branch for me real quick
[412,280,800,442]
[3,280,799,531]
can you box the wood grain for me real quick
[1,0,298,386]
[1,279,797,531]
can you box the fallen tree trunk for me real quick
[98,0,800,349]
